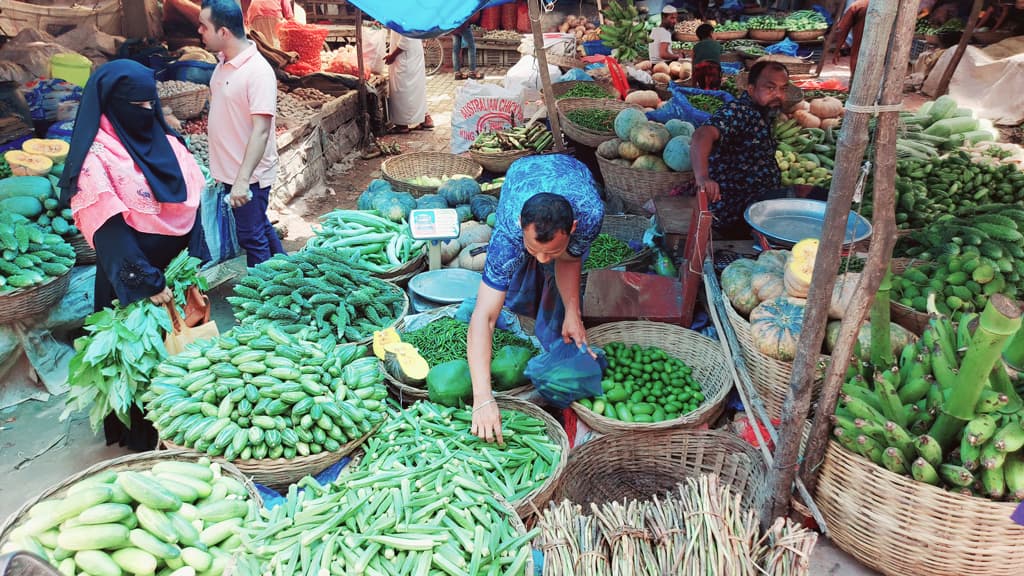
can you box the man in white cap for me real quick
[649,5,679,63]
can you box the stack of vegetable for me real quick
[0,458,258,576]
[891,205,1024,319]
[583,233,636,271]
[394,316,534,370]
[723,39,767,56]
[355,179,418,223]
[577,342,705,423]
[63,252,206,431]
[306,209,425,274]
[228,249,406,346]
[774,117,838,187]
[564,108,617,133]
[234,401,546,576]
[788,96,844,131]
[470,123,553,153]
[916,17,938,36]
[898,96,997,157]
[597,0,647,62]
[0,212,75,292]
[714,20,748,33]
[539,477,818,576]
[437,220,495,271]
[596,108,695,172]
[783,10,828,33]
[688,94,725,115]
[0,176,79,241]
[144,327,387,461]
[555,82,616,100]
[747,15,785,31]
[361,176,494,226]
[833,294,1024,501]
[635,59,691,83]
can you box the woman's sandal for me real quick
[417,115,435,130]
[388,125,411,134]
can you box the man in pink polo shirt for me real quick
[199,0,285,266]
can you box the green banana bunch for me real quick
[599,0,646,63]
[832,308,1024,502]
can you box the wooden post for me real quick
[935,0,984,97]
[354,7,371,145]
[529,0,566,153]
[800,0,919,496]
[597,0,605,26]
[761,0,899,527]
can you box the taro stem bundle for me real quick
[678,476,761,576]
[540,501,581,576]
[592,500,658,576]
[756,517,819,576]
[574,512,610,576]
[645,493,687,574]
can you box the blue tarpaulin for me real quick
[348,0,516,38]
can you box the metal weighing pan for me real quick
[744,198,872,248]
[408,269,482,305]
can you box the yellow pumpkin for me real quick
[384,342,430,384]
[4,150,52,176]
[373,327,401,359]
[784,238,819,298]
[22,139,70,164]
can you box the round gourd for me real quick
[668,61,684,79]
[4,150,52,176]
[416,194,448,209]
[631,155,669,172]
[623,90,661,109]
[664,119,695,138]
[426,359,473,407]
[829,272,861,319]
[457,242,487,271]
[597,138,622,159]
[662,135,692,172]
[793,109,821,129]
[438,177,481,206]
[440,239,462,264]
[721,258,759,316]
[809,96,843,119]
[825,320,917,361]
[614,108,647,140]
[22,139,70,163]
[652,72,672,85]
[784,239,819,298]
[618,140,643,161]
[457,224,492,247]
[629,121,671,153]
[749,296,807,362]
[652,61,670,75]
[384,342,430,384]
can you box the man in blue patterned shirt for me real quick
[466,154,603,442]
[691,60,789,238]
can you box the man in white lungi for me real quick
[385,31,434,133]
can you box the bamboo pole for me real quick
[760,0,900,527]
[935,0,984,97]
[354,7,370,144]
[529,0,566,152]
[800,0,919,496]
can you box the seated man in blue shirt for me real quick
[467,154,604,443]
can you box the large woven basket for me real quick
[788,29,827,42]
[381,152,483,196]
[0,450,261,544]
[552,79,616,99]
[817,441,1024,575]
[674,32,699,43]
[496,396,570,518]
[68,233,96,265]
[889,257,930,335]
[570,322,733,434]
[722,293,827,420]
[0,270,71,325]
[383,304,538,404]
[468,148,536,174]
[714,30,748,41]
[375,250,426,282]
[164,423,380,491]
[551,429,768,512]
[581,214,654,279]
[556,98,641,148]
[596,154,695,214]
[160,84,209,120]
[749,29,787,42]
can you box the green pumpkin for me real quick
[749,296,806,362]
[721,258,759,316]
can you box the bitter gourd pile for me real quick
[0,212,75,292]
[228,248,406,346]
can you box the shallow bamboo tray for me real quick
[381,152,483,196]
[0,269,71,325]
[596,154,694,214]
[556,98,641,148]
[570,321,733,434]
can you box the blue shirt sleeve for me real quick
[481,226,522,292]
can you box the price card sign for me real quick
[409,209,460,241]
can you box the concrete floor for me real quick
[2,58,882,575]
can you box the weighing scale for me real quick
[744,198,873,250]
[407,209,483,312]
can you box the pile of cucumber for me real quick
[1,458,256,576]
[144,324,387,461]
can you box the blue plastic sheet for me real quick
[255,456,353,509]
[721,61,743,75]
[348,0,514,38]
[558,69,594,82]
[647,84,736,126]
[525,341,607,408]
[765,38,799,57]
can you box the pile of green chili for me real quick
[557,83,615,100]
[565,109,617,132]
[584,234,636,271]
[401,317,535,367]
[688,94,724,115]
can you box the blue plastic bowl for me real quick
[582,40,612,56]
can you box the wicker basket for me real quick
[0,270,71,325]
[378,254,426,289]
[164,423,379,491]
[817,440,1024,576]
[383,304,537,404]
[375,250,426,281]
[714,30,748,41]
[788,29,827,42]
[556,98,641,148]
[468,148,536,174]
[596,154,695,214]
[570,322,733,434]
[581,214,654,279]
[0,450,261,544]
[722,294,827,420]
[495,396,569,517]
[674,32,699,43]
[552,79,616,99]
[551,429,768,512]
[749,29,787,42]
[889,257,930,335]
[381,152,483,196]
[68,233,96,265]
[160,84,209,120]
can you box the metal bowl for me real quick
[408,268,482,305]
[744,198,872,248]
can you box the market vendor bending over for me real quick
[467,155,604,442]
[691,60,790,238]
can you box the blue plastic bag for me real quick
[811,4,835,26]
[255,456,353,509]
[721,61,743,75]
[525,340,607,408]
[558,68,594,82]
[765,38,799,57]
[647,84,736,126]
